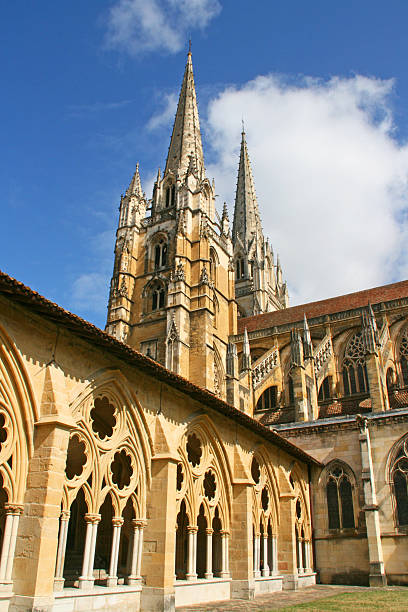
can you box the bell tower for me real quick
[106,50,237,398]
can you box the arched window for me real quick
[154,238,167,269]
[288,375,294,405]
[325,464,355,530]
[400,329,408,386]
[236,258,245,280]
[165,184,176,208]
[318,376,332,401]
[390,436,408,528]
[152,285,165,311]
[342,333,369,396]
[209,247,218,285]
[256,386,278,411]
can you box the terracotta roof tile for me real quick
[238,279,408,334]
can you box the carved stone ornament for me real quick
[174,262,185,282]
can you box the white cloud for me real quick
[104,0,221,56]
[147,92,177,130]
[72,272,110,316]
[206,74,408,305]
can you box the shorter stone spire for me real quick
[290,329,303,367]
[303,314,313,360]
[126,163,143,197]
[362,304,379,353]
[242,327,252,371]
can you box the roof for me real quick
[0,270,320,467]
[239,279,408,334]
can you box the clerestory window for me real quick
[342,333,369,396]
[326,464,355,530]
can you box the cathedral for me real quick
[0,49,407,612]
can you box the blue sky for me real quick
[2,1,408,329]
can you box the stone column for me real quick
[127,520,144,585]
[0,504,23,587]
[186,526,197,581]
[272,536,278,575]
[304,541,312,573]
[356,416,387,586]
[220,531,230,578]
[79,513,100,590]
[53,510,70,591]
[261,535,269,577]
[204,529,213,579]
[107,517,124,587]
[253,533,261,578]
[297,535,303,574]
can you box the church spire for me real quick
[164,50,204,179]
[232,128,263,249]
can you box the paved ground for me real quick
[176,584,389,611]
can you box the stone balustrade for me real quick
[252,347,279,387]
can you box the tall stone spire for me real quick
[164,50,204,179]
[232,128,263,248]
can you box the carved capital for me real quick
[84,513,101,524]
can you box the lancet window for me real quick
[318,376,332,402]
[342,333,369,396]
[399,329,408,386]
[290,471,312,575]
[236,258,245,280]
[165,184,176,208]
[55,379,149,592]
[390,435,408,528]
[154,238,168,269]
[175,424,231,582]
[325,463,355,530]
[251,454,278,578]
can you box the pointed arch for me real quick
[0,324,38,505]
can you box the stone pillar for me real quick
[357,416,387,586]
[186,526,197,581]
[127,519,146,585]
[304,541,312,573]
[204,529,213,579]
[220,531,230,578]
[53,510,70,591]
[230,483,255,599]
[297,536,303,574]
[253,534,261,578]
[78,514,100,590]
[279,493,298,590]
[141,457,177,612]
[0,504,23,587]
[11,414,74,611]
[261,535,269,576]
[107,517,124,587]
[272,536,278,575]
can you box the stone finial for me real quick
[303,313,313,360]
[242,327,251,371]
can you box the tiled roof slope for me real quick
[0,270,320,466]
[238,279,408,334]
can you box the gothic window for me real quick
[165,184,176,208]
[318,376,332,401]
[209,247,218,285]
[399,329,408,386]
[154,238,167,269]
[390,436,408,527]
[152,286,165,311]
[325,464,355,530]
[342,333,369,396]
[236,258,245,280]
[256,386,278,411]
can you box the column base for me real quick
[219,572,230,579]
[9,595,54,612]
[78,577,95,590]
[127,576,142,586]
[253,570,261,578]
[283,574,299,590]
[261,569,270,577]
[369,573,387,586]
[141,586,175,612]
[53,577,65,592]
[185,573,197,581]
[106,576,118,587]
[204,572,213,579]
[231,579,255,600]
